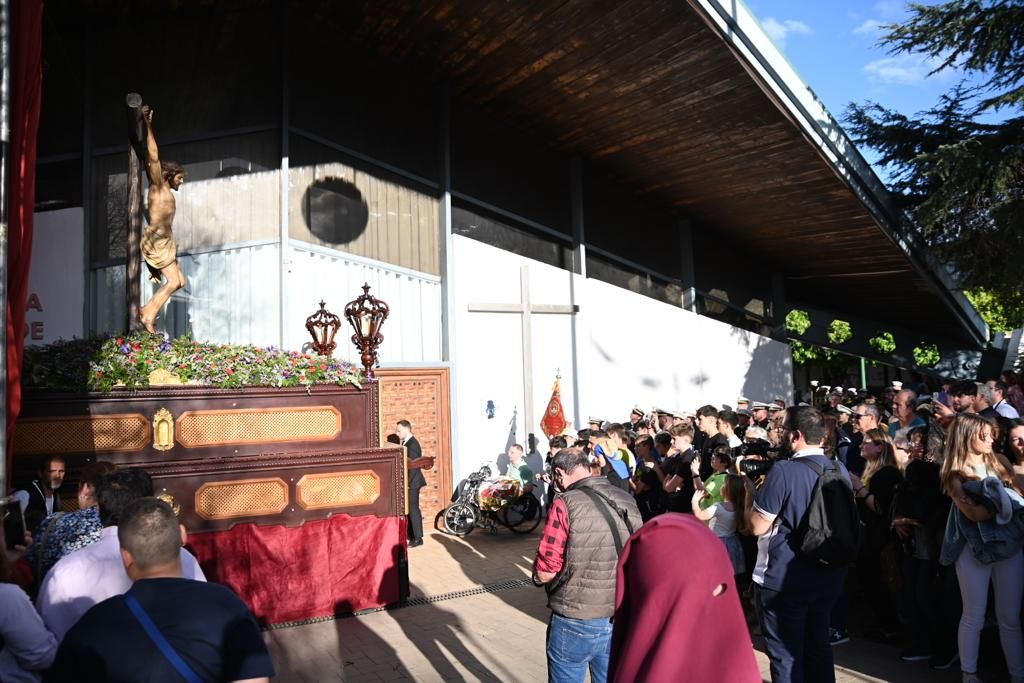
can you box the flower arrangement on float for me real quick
[22,332,363,393]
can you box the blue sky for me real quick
[742,0,962,170]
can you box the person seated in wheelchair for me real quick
[451,445,535,503]
[504,444,535,495]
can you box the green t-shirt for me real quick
[507,461,534,486]
[700,472,727,510]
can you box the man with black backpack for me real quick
[749,406,860,683]
[533,447,643,683]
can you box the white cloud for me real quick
[853,18,884,36]
[873,0,906,21]
[761,17,813,48]
[863,52,952,85]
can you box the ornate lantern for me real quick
[344,283,389,380]
[305,301,341,356]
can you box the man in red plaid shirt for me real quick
[534,448,642,683]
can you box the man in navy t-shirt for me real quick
[750,406,848,683]
[46,497,274,683]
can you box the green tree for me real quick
[965,287,1024,331]
[844,1,1024,324]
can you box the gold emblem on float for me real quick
[157,490,181,516]
[148,368,183,386]
[153,408,175,451]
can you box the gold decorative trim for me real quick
[148,368,183,386]
[296,470,381,510]
[13,414,150,455]
[157,490,181,516]
[194,478,289,520]
[153,408,175,451]
[175,406,342,448]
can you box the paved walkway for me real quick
[265,528,963,682]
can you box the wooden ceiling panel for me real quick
[65,0,972,339]
[330,0,979,340]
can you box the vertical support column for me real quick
[519,265,534,439]
[277,0,289,349]
[679,218,696,312]
[439,83,460,480]
[82,21,93,335]
[568,157,584,428]
[440,86,455,363]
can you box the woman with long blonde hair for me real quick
[859,428,899,484]
[940,413,1024,683]
[849,427,903,638]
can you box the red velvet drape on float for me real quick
[5,0,44,480]
[187,513,406,625]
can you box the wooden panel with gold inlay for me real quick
[176,406,341,448]
[296,470,381,510]
[194,477,289,521]
[14,414,150,456]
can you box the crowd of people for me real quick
[1,463,274,682]
[532,370,1024,683]
[4,369,1024,682]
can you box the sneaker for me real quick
[899,647,931,662]
[930,651,959,670]
[829,629,850,646]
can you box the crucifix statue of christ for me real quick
[127,94,186,332]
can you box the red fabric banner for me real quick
[540,375,569,439]
[6,0,44,478]
[187,514,405,625]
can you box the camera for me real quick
[739,439,771,458]
[738,456,775,478]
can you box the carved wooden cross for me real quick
[467,264,578,434]
[124,92,146,332]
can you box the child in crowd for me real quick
[697,445,733,510]
[692,473,751,576]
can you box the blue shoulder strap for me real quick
[123,593,203,683]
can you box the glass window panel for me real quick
[289,135,441,276]
[91,131,280,265]
[453,204,574,273]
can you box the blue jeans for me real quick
[546,612,612,683]
[755,575,844,683]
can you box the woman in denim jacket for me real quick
[940,413,1024,683]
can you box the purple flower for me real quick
[119,344,131,355]
[159,340,172,353]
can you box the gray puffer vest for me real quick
[546,475,643,620]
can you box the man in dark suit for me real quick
[396,420,427,547]
[13,455,66,533]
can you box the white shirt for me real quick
[727,434,742,449]
[994,400,1020,419]
[0,584,58,682]
[705,503,737,538]
[37,526,206,641]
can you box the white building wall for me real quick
[580,277,792,420]
[451,235,791,481]
[94,242,281,347]
[29,208,85,345]
[284,243,442,365]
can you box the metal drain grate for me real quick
[264,577,535,631]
